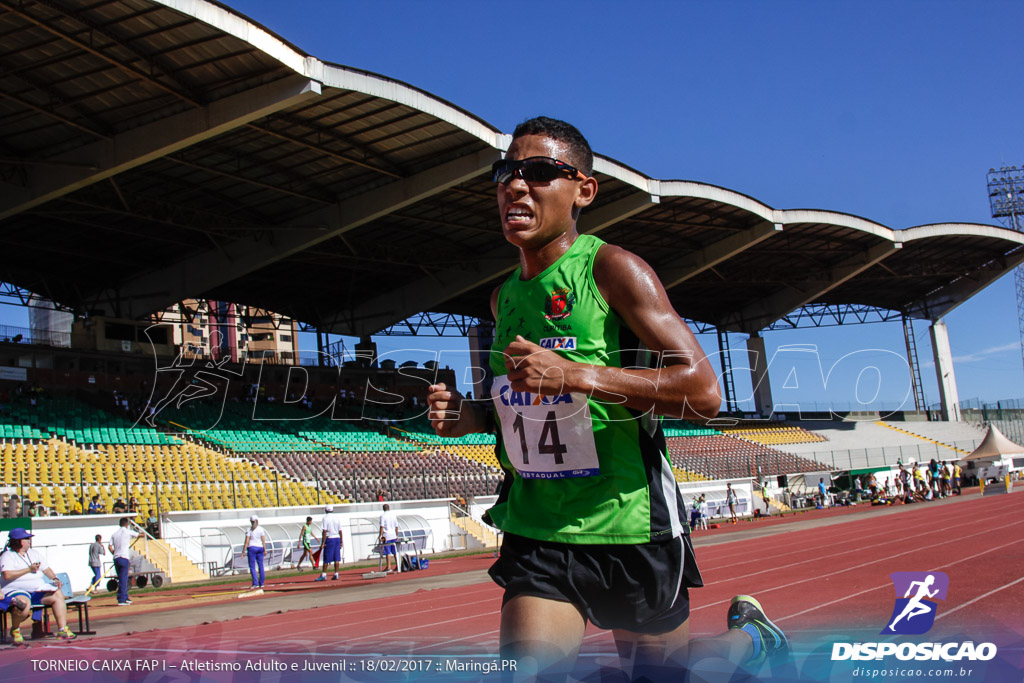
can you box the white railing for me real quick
[449,502,501,550]
[161,517,204,566]
[129,520,172,580]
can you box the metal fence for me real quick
[803,439,982,471]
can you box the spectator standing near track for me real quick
[726,483,738,522]
[1,528,76,643]
[108,517,137,606]
[427,118,788,680]
[316,505,342,582]
[88,534,105,588]
[817,478,828,509]
[378,504,399,572]
[953,462,962,495]
[689,496,701,530]
[928,459,940,498]
[244,515,267,590]
[295,516,315,570]
[913,463,926,497]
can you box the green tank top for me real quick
[485,235,687,544]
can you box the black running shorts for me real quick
[488,532,704,634]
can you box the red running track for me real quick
[3,490,1022,674]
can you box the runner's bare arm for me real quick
[424,287,503,438]
[503,245,720,419]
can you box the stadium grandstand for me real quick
[1,0,1024,598]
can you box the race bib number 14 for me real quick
[491,374,600,479]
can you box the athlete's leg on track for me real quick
[612,620,693,679]
[499,594,586,681]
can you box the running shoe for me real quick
[11,627,24,645]
[314,575,326,582]
[57,627,77,641]
[331,573,339,581]
[727,595,789,668]
[117,602,131,606]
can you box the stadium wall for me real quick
[17,499,474,593]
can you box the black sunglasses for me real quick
[491,156,586,185]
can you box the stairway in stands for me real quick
[450,509,499,548]
[134,536,209,584]
[874,422,972,457]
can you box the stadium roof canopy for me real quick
[2,0,1023,337]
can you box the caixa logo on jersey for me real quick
[497,384,574,407]
[831,572,997,662]
[539,337,577,351]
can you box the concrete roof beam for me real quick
[0,76,323,221]
[101,147,501,318]
[733,240,901,333]
[334,191,660,336]
[660,221,783,290]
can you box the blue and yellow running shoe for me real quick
[727,595,789,667]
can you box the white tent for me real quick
[960,425,1024,478]
[961,425,1024,463]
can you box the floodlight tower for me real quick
[987,166,1024,372]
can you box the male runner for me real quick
[727,482,739,521]
[295,516,315,570]
[427,117,787,679]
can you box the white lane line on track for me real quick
[935,574,1024,621]
[697,513,1017,587]
[775,536,1024,622]
[700,512,951,573]
[699,492,1012,564]
[408,629,501,653]
[580,516,1024,643]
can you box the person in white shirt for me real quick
[108,517,138,606]
[1,528,76,642]
[316,505,343,582]
[378,504,399,572]
[245,515,267,590]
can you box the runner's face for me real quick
[497,134,592,250]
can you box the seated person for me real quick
[87,495,103,515]
[112,499,127,514]
[145,510,159,538]
[0,528,76,643]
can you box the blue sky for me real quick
[5,1,1023,409]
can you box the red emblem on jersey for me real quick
[544,288,576,321]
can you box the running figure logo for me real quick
[882,572,949,635]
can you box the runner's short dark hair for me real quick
[512,117,593,176]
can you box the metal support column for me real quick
[746,332,773,417]
[929,320,961,422]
